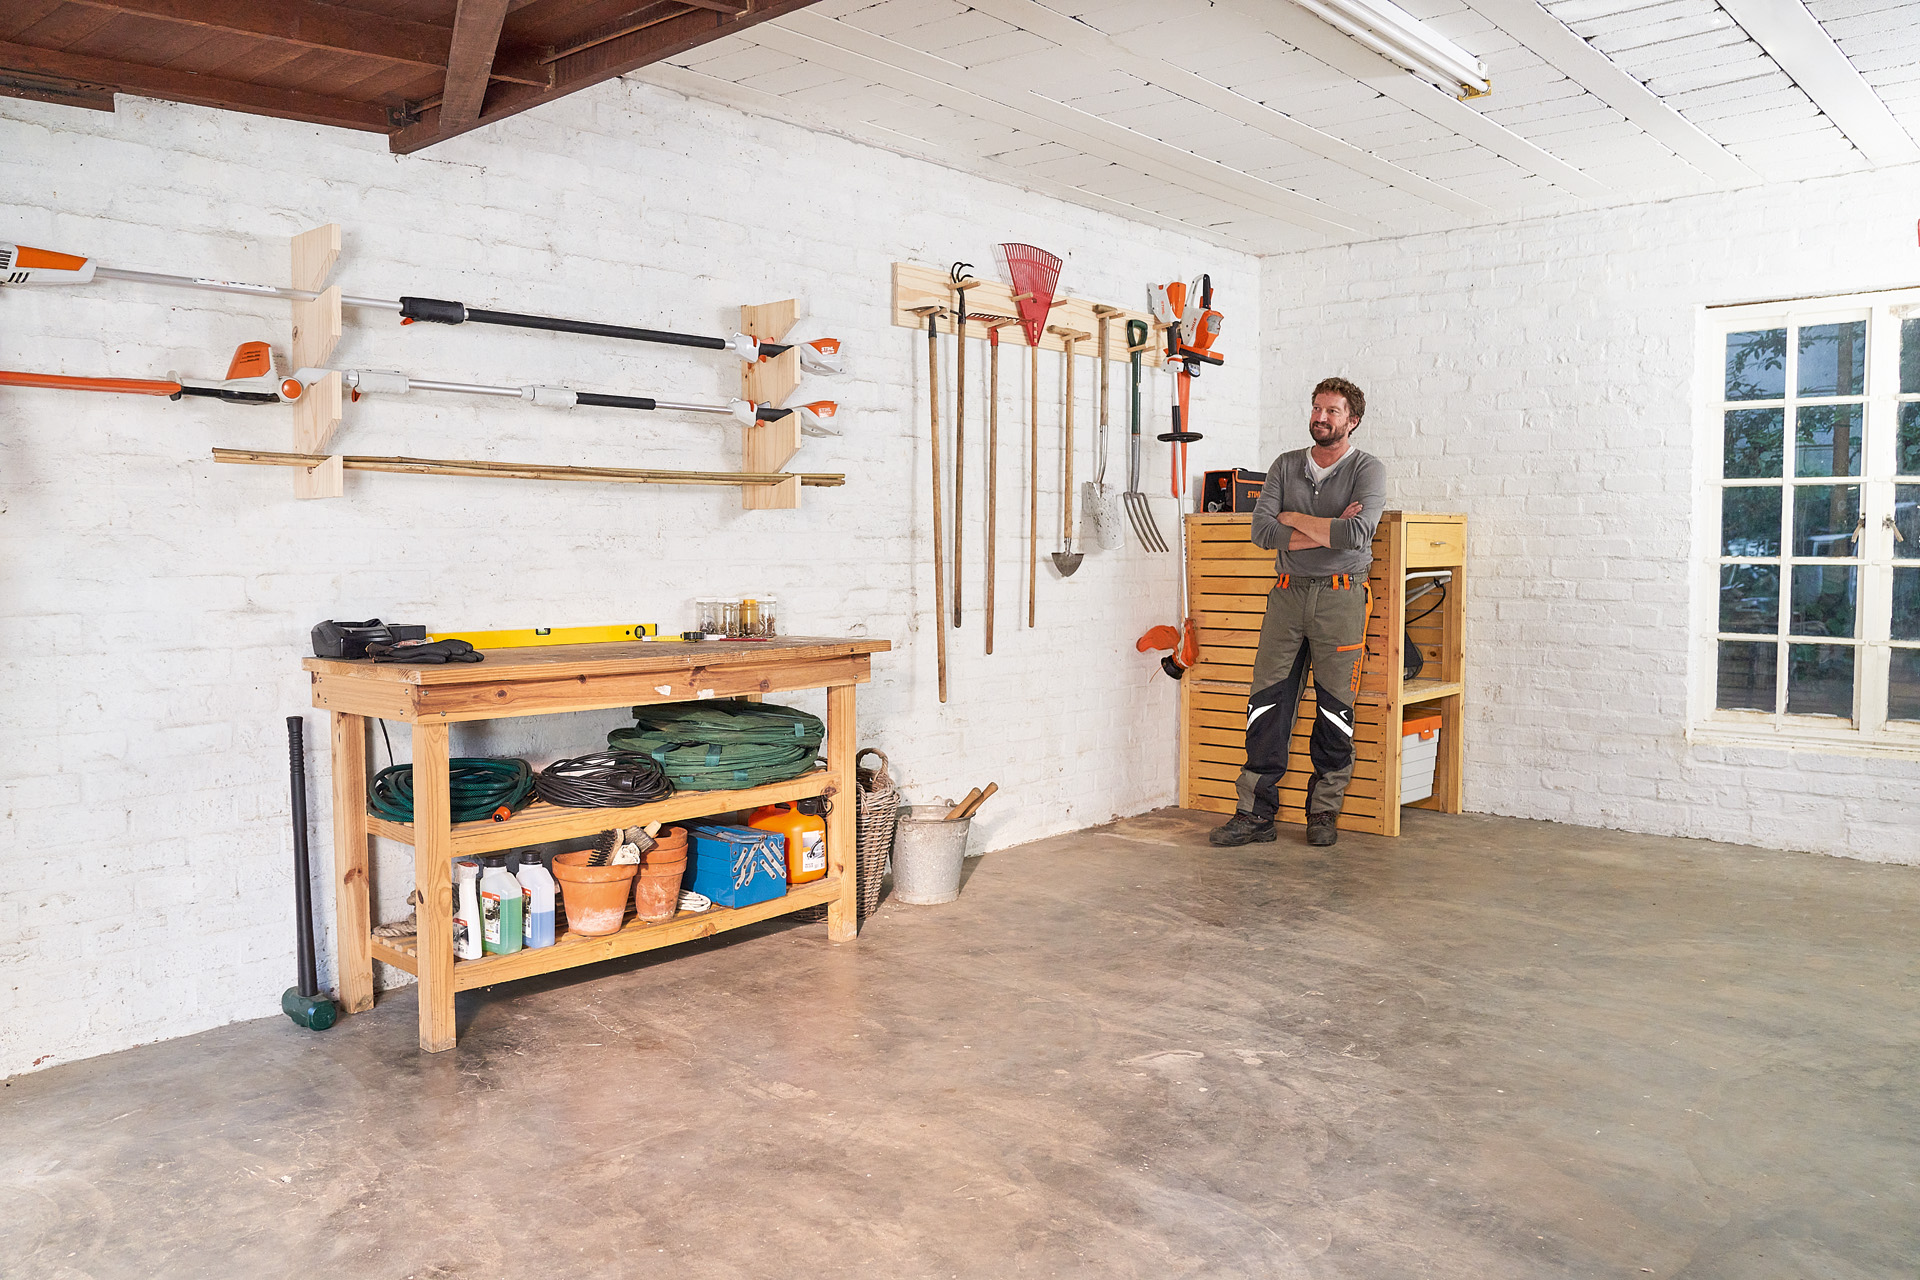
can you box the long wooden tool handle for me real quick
[1062,336,1076,547]
[986,333,999,655]
[953,296,966,629]
[944,787,983,820]
[1029,345,1039,628]
[926,314,948,704]
[953,782,998,820]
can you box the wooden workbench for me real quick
[305,636,892,1052]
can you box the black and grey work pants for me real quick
[1235,573,1370,823]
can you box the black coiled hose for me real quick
[534,750,674,808]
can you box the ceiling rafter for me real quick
[962,0,1493,221]
[0,37,388,131]
[1716,0,1920,166]
[440,0,513,127]
[1216,0,1612,202]
[61,0,454,70]
[1463,0,1757,186]
[765,10,1386,239]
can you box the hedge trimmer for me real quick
[0,244,845,373]
[0,340,840,434]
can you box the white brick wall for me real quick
[1264,163,1920,865]
[0,81,1263,1078]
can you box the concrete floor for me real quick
[4,809,1917,1279]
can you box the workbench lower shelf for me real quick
[370,873,845,991]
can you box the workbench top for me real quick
[303,635,893,684]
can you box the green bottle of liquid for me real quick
[479,854,523,955]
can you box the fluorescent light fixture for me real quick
[1289,0,1491,98]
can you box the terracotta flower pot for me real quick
[633,855,688,923]
[644,825,688,864]
[551,852,638,936]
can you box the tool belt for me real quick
[1272,573,1362,590]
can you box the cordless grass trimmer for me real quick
[0,244,846,373]
[0,340,841,434]
[1136,274,1226,680]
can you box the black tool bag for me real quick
[311,619,428,659]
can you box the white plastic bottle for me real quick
[479,856,523,955]
[516,853,556,949]
[452,860,483,961]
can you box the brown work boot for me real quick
[1209,812,1276,847]
[1306,812,1339,847]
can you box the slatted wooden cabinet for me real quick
[1180,511,1466,837]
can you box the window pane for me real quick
[1897,484,1920,549]
[1793,404,1862,477]
[1789,564,1856,637]
[1787,644,1854,718]
[1902,403,1920,475]
[1797,322,1866,396]
[1902,318,1920,395]
[1895,568,1920,641]
[1720,564,1779,633]
[1793,484,1859,557]
[1724,408,1783,478]
[1717,641,1777,710]
[1890,649,1920,722]
[1725,329,1786,400]
[1723,487,1782,556]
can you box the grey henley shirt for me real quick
[1249,446,1387,576]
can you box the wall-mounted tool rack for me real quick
[889,262,1162,363]
[269,224,833,506]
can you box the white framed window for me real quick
[1691,286,1920,757]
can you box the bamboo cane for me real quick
[210,448,842,486]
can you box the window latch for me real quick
[1887,514,1905,543]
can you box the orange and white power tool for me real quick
[0,340,285,404]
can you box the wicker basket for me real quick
[795,747,898,925]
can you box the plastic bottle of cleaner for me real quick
[516,852,556,949]
[479,855,523,955]
[452,860,483,961]
[749,799,828,885]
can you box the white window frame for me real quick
[1690,285,1920,759]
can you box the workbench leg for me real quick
[412,721,457,1052]
[331,712,374,1014]
[825,683,859,942]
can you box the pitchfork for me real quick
[1124,318,1169,553]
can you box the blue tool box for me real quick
[684,824,789,909]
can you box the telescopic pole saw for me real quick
[0,244,846,374]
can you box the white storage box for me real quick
[1401,713,1442,805]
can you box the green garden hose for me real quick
[368,757,534,824]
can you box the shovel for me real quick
[1047,324,1090,577]
[1081,307,1125,551]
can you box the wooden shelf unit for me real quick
[1180,511,1466,836]
[307,636,891,1052]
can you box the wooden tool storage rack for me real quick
[1180,511,1466,836]
[309,636,891,1052]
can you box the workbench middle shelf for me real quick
[366,768,837,857]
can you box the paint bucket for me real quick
[889,806,969,905]
[551,852,638,937]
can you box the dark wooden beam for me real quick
[390,0,823,155]
[440,0,513,128]
[680,0,749,12]
[63,0,454,70]
[0,70,116,113]
[0,39,388,131]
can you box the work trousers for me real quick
[1234,574,1370,823]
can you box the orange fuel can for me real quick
[748,800,829,885]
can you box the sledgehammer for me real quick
[283,717,337,1031]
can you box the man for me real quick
[1210,377,1386,849]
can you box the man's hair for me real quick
[1313,377,1365,423]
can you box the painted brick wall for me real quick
[0,82,1261,1078]
[1263,164,1920,864]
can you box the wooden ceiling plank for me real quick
[61,0,454,69]
[440,0,513,125]
[390,0,824,153]
[0,36,388,129]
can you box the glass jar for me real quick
[755,595,778,638]
[739,597,761,638]
[719,600,740,638]
[695,597,724,635]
